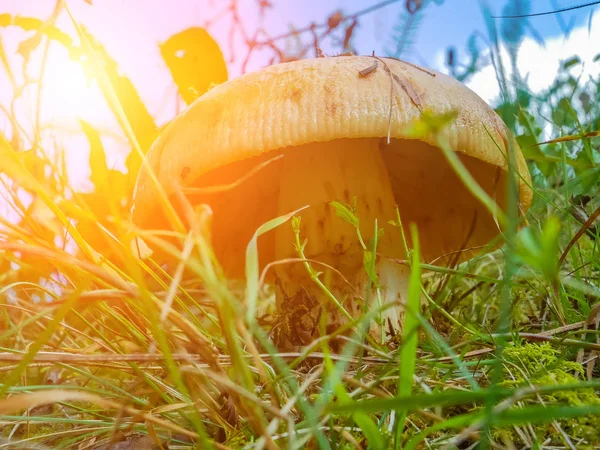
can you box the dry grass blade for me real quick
[576,302,600,379]
[182,154,284,195]
[0,241,136,295]
[254,366,324,450]
[0,351,392,365]
[0,390,203,442]
[525,130,600,147]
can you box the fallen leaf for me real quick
[159,27,228,105]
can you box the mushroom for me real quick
[131,56,532,348]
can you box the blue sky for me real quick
[347,0,595,64]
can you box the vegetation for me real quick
[1,1,599,449]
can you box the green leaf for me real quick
[562,56,581,70]
[515,217,561,280]
[330,200,359,228]
[159,27,228,105]
[403,109,458,138]
[552,97,574,128]
[539,217,561,267]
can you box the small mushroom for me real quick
[131,56,532,347]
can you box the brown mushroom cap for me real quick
[131,55,532,274]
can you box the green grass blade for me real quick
[393,223,422,448]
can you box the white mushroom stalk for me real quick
[273,138,411,346]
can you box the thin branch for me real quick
[559,204,600,266]
[492,1,600,19]
[255,0,402,44]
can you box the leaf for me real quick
[515,217,561,280]
[0,136,43,192]
[159,27,228,105]
[73,123,130,248]
[516,107,558,175]
[403,109,458,138]
[552,97,574,127]
[16,1,63,61]
[562,56,581,70]
[17,32,43,60]
[0,14,78,57]
[330,200,359,228]
[80,120,109,194]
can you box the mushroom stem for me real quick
[273,138,410,347]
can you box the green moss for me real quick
[503,341,583,378]
[495,342,600,445]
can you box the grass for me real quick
[1,3,600,450]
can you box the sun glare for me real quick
[40,47,107,126]
[33,46,126,191]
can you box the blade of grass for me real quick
[328,379,600,415]
[0,134,96,262]
[0,280,90,396]
[245,205,308,322]
[393,223,421,449]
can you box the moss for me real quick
[503,341,583,377]
[495,342,600,445]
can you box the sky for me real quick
[0,0,599,194]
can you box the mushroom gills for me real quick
[273,138,410,346]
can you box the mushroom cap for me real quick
[131,55,532,265]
